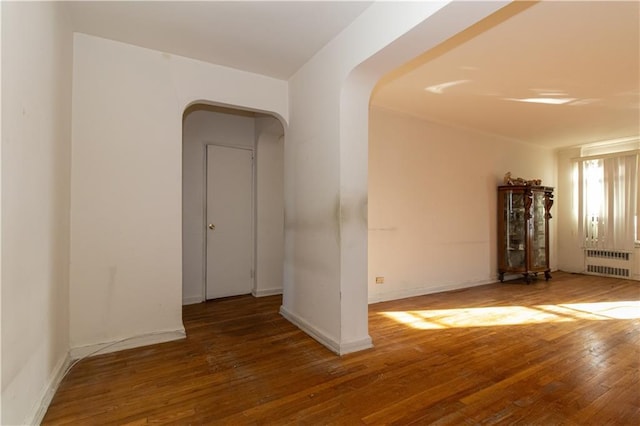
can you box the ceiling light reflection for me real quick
[532,89,570,96]
[568,98,600,106]
[424,80,470,94]
[505,97,576,105]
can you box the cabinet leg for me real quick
[545,270,552,281]
[524,273,531,284]
[499,272,504,283]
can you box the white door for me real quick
[206,145,254,299]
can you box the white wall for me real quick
[1,2,73,424]
[284,0,455,355]
[368,107,557,302]
[70,33,287,355]
[556,147,583,273]
[255,118,285,297]
[182,107,284,303]
[283,0,511,354]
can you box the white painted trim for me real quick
[368,279,496,304]
[369,271,564,304]
[183,296,204,305]
[28,353,71,426]
[69,328,186,360]
[252,287,283,297]
[339,336,373,355]
[571,149,639,163]
[279,306,372,355]
[280,306,341,354]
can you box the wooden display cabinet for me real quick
[497,185,553,283]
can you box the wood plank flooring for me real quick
[43,273,639,425]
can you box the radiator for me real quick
[584,249,633,278]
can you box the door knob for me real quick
[208,224,216,230]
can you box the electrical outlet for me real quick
[375,276,384,284]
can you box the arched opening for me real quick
[182,103,285,305]
[366,1,553,304]
[335,1,532,352]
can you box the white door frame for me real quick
[202,142,256,300]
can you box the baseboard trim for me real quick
[368,278,495,304]
[69,328,186,360]
[252,287,283,297]
[28,352,71,426]
[368,271,567,303]
[280,305,341,354]
[279,306,372,355]
[182,296,204,305]
[339,336,374,355]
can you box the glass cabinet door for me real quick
[531,191,547,269]
[498,185,553,282]
[504,191,525,268]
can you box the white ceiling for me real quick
[371,1,640,149]
[68,1,639,149]
[68,1,372,79]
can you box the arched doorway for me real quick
[182,103,285,304]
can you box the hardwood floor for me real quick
[43,272,639,425]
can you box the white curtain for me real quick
[579,153,638,251]
[582,159,604,249]
[604,154,638,251]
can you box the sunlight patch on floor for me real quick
[382,301,640,329]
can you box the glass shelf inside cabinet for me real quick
[504,191,525,268]
[531,191,547,268]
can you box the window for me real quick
[576,153,639,251]
[583,159,604,246]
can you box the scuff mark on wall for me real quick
[359,195,368,227]
[335,195,342,244]
[337,193,369,233]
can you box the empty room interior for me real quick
[1,1,639,424]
